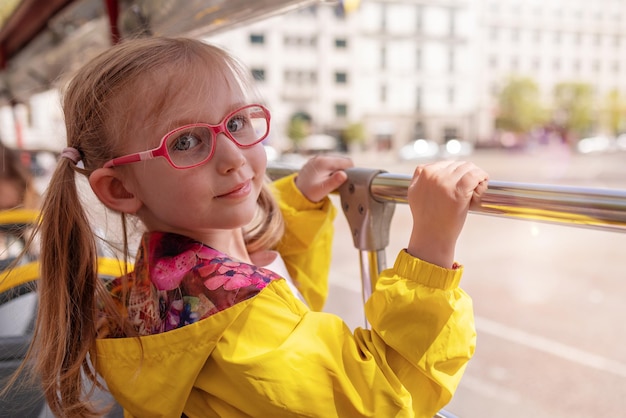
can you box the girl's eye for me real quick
[166,127,213,165]
[226,115,247,133]
[172,133,200,151]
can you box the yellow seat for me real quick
[0,208,132,294]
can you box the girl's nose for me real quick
[213,133,246,173]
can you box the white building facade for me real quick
[207,0,626,151]
[208,0,478,151]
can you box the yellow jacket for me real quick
[94,175,475,417]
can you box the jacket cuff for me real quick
[393,249,463,290]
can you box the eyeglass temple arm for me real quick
[104,150,157,168]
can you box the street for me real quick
[322,146,626,417]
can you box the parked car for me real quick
[440,139,475,158]
[398,139,440,161]
[576,136,615,154]
[398,138,474,161]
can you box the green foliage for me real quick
[341,122,367,144]
[604,89,626,135]
[495,76,546,134]
[553,82,594,137]
[286,116,310,149]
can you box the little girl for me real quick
[23,37,488,417]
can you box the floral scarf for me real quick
[106,231,281,337]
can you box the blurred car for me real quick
[398,139,440,161]
[576,136,614,154]
[440,139,474,158]
[616,134,626,151]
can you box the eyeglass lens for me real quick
[165,105,268,168]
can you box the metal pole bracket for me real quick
[338,167,396,251]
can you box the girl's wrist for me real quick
[406,239,455,269]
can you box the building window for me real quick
[335,38,348,48]
[284,35,317,47]
[380,46,387,70]
[448,87,455,106]
[416,86,422,111]
[574,32,583,45]
[414,121,424,138]
[443,126,458,141]
[449,9,456,37]
[416,48,422,70]
[594,34,602,46]
[335,103,348,118]
[449,48,455,73]
[251,68,266,81]
[380,84,387,103]
[335,72,348,84]
[490,82,499,97]
[284,70,317,85]
[593,60,601,72]
[416,5,423,32]
[380,3,387,31]
[490,27,499,41]
[249,34,265,45]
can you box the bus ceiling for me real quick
[0,0,319,106]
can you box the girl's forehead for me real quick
[152,64,245,116]
[113,63,247,148]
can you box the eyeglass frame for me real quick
[103,104,271,169]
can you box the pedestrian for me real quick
[14,37,488,417]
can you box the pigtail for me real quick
[31,157,102,417]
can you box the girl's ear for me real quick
[89,168,143,214]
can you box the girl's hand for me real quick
[406,161,488,268]
[295,155,354,202]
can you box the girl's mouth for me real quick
[215,180,251,198]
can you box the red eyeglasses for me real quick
[103,104,271,169]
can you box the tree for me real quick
[341,122,367,151]
[552,82,594,140]
[286,115,310,151]
[495,76,546,135]
[603,89,626,136]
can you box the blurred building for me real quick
[207,0,626,151]
[475,0,626,146]
[207,1,477,152]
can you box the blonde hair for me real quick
[20,37,283,417]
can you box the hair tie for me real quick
[60,147,82,164]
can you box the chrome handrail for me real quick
[268,164,626,233]
[370,173,626,233]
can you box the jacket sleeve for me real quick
[271,174,336,311]
[360,249,476,414]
